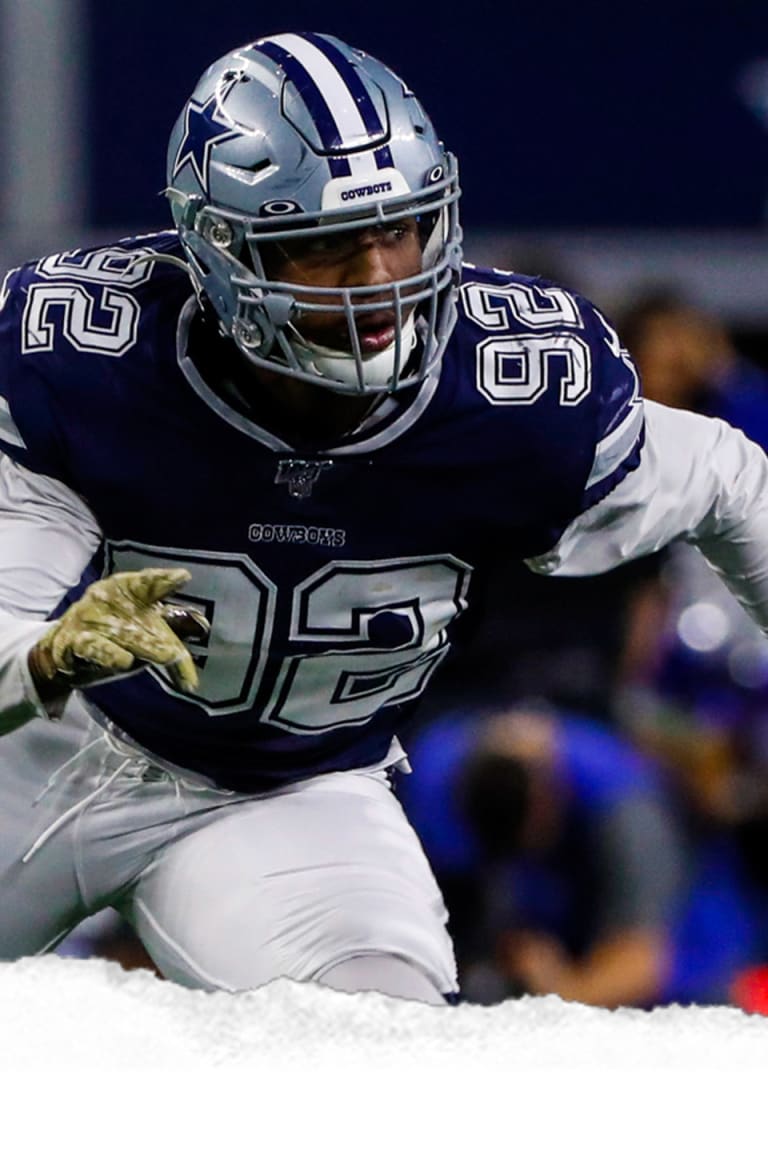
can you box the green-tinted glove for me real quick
[29,567,208,696]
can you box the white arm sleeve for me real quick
[0,455,101,730]
[526,399,768,632]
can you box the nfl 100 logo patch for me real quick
[274,458,334,499]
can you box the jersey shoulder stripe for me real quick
[452,264,645,511]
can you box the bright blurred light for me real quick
[677,602,731,652]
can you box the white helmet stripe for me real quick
[268,33,380,175]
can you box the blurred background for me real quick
[6,0,768,1012]
[3,0,768,332]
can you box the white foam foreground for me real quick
[2,956,765,1149]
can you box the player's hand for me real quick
[29,567,209,695]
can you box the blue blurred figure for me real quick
[399,705,768,1007]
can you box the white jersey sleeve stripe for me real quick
[271,34,377,171]
[526,399,768,633]
[585,398,643,490]
[0,396,26,449]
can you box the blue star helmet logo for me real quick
[172,82,242,195]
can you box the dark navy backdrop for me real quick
[85,1,768,230]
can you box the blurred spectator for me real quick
[616,284,768,449]
[610,286,768,1005]
[397,281,725,1009]
[398,705,768,1008]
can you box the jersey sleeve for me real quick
[572,297,644,516]
[0,263,71,483]
[0,269,103,729]
[0,453,102,733]
[0,455,101,619]
[527,399,768,636]
[0,267,28,463]
[0,452,101,732]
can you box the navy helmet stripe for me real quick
[254,33,394,180]
[253,38,350,159]
[375,145,394,169]
[329,156,351,177]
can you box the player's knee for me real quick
[317,953,448,1005]
[306,899,457,1002]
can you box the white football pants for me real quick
[0,697,458,1001]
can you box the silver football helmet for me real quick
[166,31,462,395]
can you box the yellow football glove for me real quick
[29,567,208,695]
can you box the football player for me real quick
[0,32,767,1005]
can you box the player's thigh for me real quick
[0,705,92,956]
[128,768,457,993]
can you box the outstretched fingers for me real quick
[64,568,202,690]
[113,567,193,608]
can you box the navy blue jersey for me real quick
[0,233,642,789]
